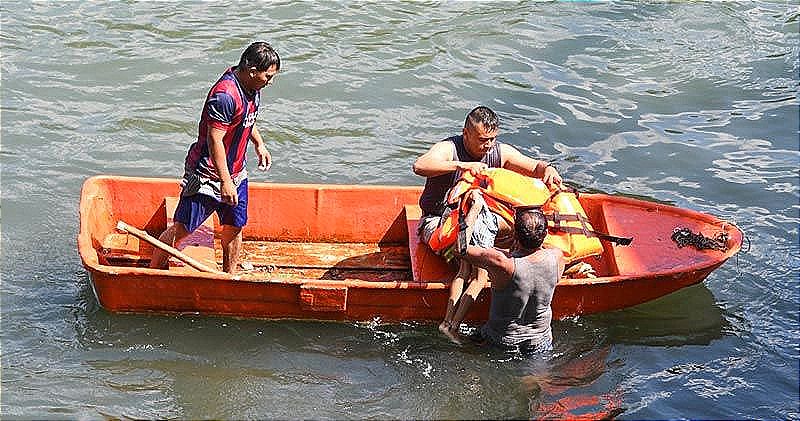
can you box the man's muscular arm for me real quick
[413,141,488,177]
[499,144,562,187]
[208,126,237,206]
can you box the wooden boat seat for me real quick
[100,231,150,266]
[403,204,454,283]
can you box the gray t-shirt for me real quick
[479,249,560,349]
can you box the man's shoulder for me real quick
[544,247,564,260]
[530,248,562,264]
[439,135,461,144]
[210,69,241,95]
[211,78,238,95]
[429,136,459,153]
[207,81,243,112]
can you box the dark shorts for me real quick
[174,178,248,232]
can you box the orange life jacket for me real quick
[428,168,627,263]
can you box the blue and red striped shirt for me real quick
[184,67,260,182]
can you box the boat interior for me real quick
[81,176,732,283]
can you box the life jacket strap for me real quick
[546,186,581,203]
[546,212,633,246]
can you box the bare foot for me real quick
[443,324,463,345]
[438,321,450,336]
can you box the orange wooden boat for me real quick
[78,175,743,323]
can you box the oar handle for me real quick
[116,221,225,275]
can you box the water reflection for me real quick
[72,251,730,418]
[512,283,728,419]
[76,278,438,418]
[522,347,625,420]
[586,283,728,347]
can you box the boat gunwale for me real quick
[79,256,735,288]
[78,175,744,289]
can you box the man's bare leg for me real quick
[149,222,190,269]
[221,224,242,274]
[440,259,471,337]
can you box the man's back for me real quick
[480,249,560,350]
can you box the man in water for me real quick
[455,204,565,352]
[151,42,280,274]
[412,106,563,340]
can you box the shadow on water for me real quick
[582,282,729,347]
[73,272,451,418]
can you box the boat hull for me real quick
[86,264,723,322]
[79,176,742,322]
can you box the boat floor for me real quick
[233,240,415,282]
[95,195,698,284]
[98,199,459,283]
[101,236,419,283]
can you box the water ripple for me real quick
[2,1,798,419]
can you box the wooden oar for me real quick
[116,221,225,275]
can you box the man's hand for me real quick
[249,126,271,171]
[456,161,488,175]
[543,166,562,188]
[220,179,238,206]
[256,143,272,171]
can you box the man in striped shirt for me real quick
[151,42,280,274]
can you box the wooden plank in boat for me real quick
[224,241,411,270]
[100,232,151,266]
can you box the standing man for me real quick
[456,205,565,353]
[151,41,280,274]
[412,106,563,340]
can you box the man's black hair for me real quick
[465,106,499,132]
[514,207,548,250]
[238,41,281,72]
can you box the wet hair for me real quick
[238,41,281,72]
[465,106,499,132]
[514,206,548,250]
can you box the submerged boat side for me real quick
[78,176,742,322]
